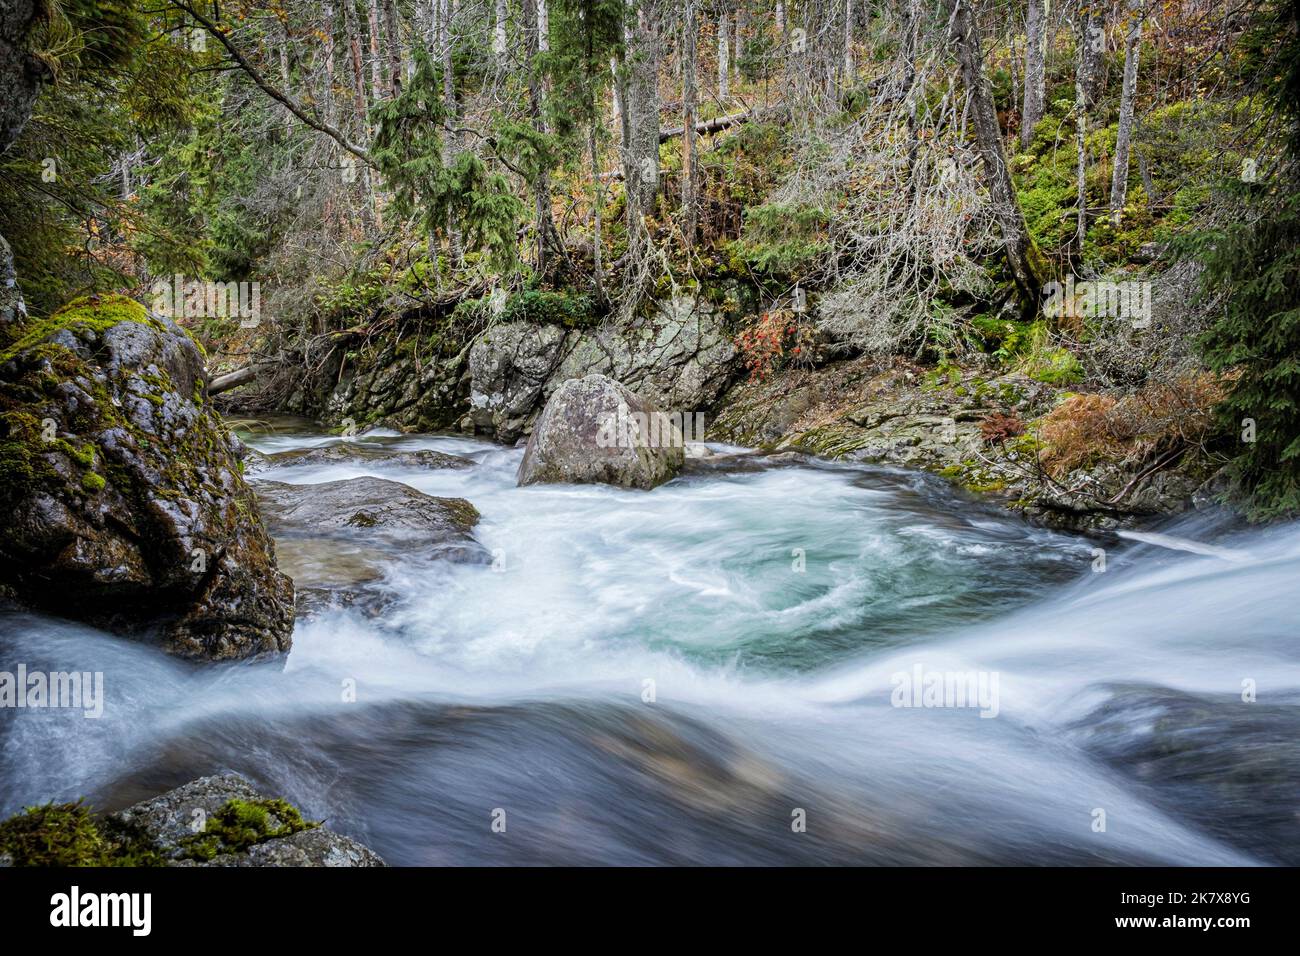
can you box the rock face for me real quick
[108,773,385,867]
[0,1,51,157]
[468,321,571,441]
[470,297,737,443]
[0,295,295,659]
[517,375,685,490]
[253,476,486,562]
[319,295,738,442]
[711,354,1220,531]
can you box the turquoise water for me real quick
[3,426,1298,864]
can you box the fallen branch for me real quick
[658,105,788,142]
[207,364,261,397]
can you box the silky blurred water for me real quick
[2,424,1297,865]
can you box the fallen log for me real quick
[207,364,260,397]
[658,109,760,143]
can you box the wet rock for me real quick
[0,295,294,660]
[265,442,474,471]
[337,295,739,441]
[253,476,487,562]
[1069,685,1300,865]
[517,375,684,490]
[109,773,385,867]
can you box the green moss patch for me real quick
[178,798,320,862]
[0,801,163,867]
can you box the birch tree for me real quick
[1021,0,1046,148]
[1109,1,1144,224]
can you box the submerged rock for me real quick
[264,442,475,471]
[253,475,487,562]
[517,374,685,490]
[0,295,294,660]
[108,773,385,867]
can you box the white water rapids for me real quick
[2,425,1297,864]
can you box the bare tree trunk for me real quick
[621,0,661,225]
[367,0,386,101]
[734,6,744,84]
[1021,0,1046,148]
[718,9,730,101]
[1080,5,1105,108]
[539,0,550,51]
[590,123,604,303]
[494,0,508,59]
[946,0,1041,306]
[341,0,369,128]
[1109,2,1143,224]
[681,0,700,247]
[844,0,854,80]
[521,0,555,274]
[1074,11,1089,254]
[439,0,456,116]
[322,1,339,130]
[382,0,403,94]
[278,18,294,131]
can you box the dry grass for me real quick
[1036,373,1226,479]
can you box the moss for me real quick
[0,801,163,867]
[80,471,106,493]
[178,798,320,862]
[440,497,481,529]
[938,459,1008,495]
[0,294,161,364]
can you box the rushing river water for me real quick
[3,423,1299,865]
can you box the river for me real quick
[2,424,1297,864]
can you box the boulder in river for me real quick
[261,442,475,472]
[0,294,295,660]
[253,475,487,563]
[516,374,685,490]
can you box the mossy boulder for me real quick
[0,774,385,867]
[0,294,294,660]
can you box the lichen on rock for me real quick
[0,293,295,660]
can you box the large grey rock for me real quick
[517,375,684,490]
[0,295,295,660]
[463,296,738,443]
[468,322,570,441]
[546,296,737,413]
[0,234,25,330]
[109,773,385,867]
[253,476,487,562]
